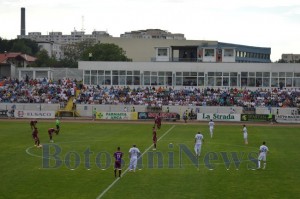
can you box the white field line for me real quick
[95,125,176,199]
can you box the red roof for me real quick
[0,52,37,63]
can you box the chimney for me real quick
[21,7,26,36]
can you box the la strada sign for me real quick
[197,113,240,121]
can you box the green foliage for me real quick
[82,43,132,61]
[0,38,39,55]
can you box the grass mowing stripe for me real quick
[96,125,176,199]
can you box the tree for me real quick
[81,43,132,61]
[61,39,95,68]
[30,49,57,67]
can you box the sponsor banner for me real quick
[241,114,269,122]
[138,112,180,120]
[96,112,138,120]
[276,115,300,123]
[197,113,240,122]
[0,110,8,118]
[15,110,55,118]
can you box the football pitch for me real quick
[0,120,300,199]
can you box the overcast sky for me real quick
[0,0,299,61]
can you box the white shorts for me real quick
[258,153,267,161]
[244,133,248,139]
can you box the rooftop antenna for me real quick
[81,16,85,32]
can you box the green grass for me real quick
[0,120,300,199]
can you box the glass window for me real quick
[294,78,300,87]
[241,72,248,77]
[98,70,104,75]
[256,78,262,87]
[134,71,140,75]
[286,78,292,87]
[158,72,165,76]
[119,76,126,85]
[208,77,215,86]
[208,72,215,76]
[112,70,118,75]
[104,76,111,85]
[216,77,222,86]
[127,71,132,75]
[126,76,133,85]
[144,76,150,85]
[216,72,222,76]
[176,72,182,76]
[134,76,140,85]
[183,72,189,76]
[248,78,255,87]
[249,72,255,77]
[272,72,278,77]
[158,48,168,56]
[271,78,278,87]
[98,76,105,85]
[166,72,172,76]
[112,76,118,85]
[191,72,197,76]
[230,72,237,77]
[279,78,285,87]
[279,72,285,77]
[223,72,229,76]
[144,71,150,75]
[198,72,204,76]
[176,77,182,85]
[120,71,126,75]
[286,72,293,77]
[263,72,270,77]
[198,77,204,86]
[294,73,300,77]
[151,76,158,85]
[223,77,229,86]
[230,77,237,86]
[158,77,165,85]
[241,78,247,87]
[84,70,90,75]
[262,78,270,87]
[91,76,97,85]
[151,72,157,76]
[204,49,214,56]
[84,75,90,84]
[256,72,262,77]
[91,70,97,75]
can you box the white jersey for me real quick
[209,121,215,129]
[195,133,204,144]
[259,145,269,155]
[243,127,248,138]
[129,147,140,158]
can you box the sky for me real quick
[0,0,299,61]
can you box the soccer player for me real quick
[154,114,162,129]
[194,132,204,157]
[208,119,215,138]
[55,118,60,134]
[242,124,248,144]
[30,120,37,130]
[113,147,123,178]
[32,127,42,148]
[152,126,157,150]
[48,128,58,143]
[129,144,140,172]
[258,141,269,169]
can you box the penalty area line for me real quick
[95,125,176,199]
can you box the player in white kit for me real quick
[194,132,204,157]
[129,144,140,172]
[208,119,215,138]
[242,124,248,144]
[258,141,269,169]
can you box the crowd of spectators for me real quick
[1,77,300,109]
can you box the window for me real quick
[157,48,168,56]
[204,49,215,56]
